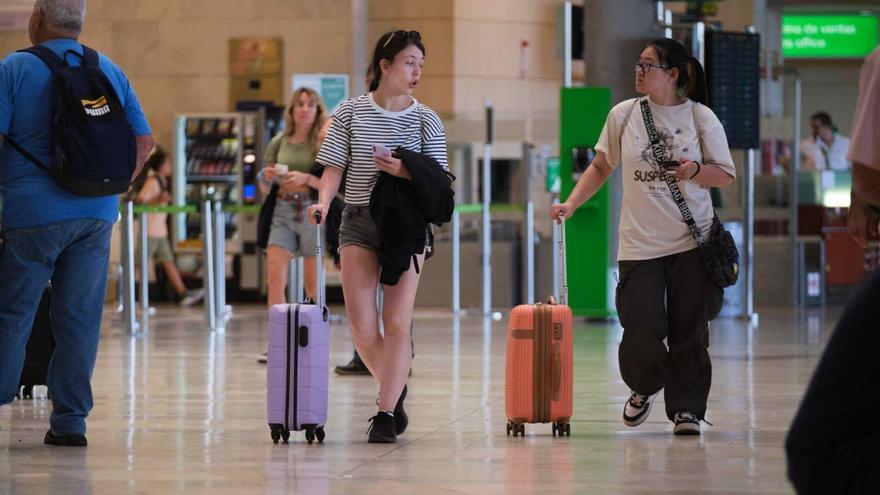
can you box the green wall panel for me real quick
[560,87,613,318]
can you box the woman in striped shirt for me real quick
[309,30,448,443]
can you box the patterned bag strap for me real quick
[639,98,705,246]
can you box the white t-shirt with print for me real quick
[596,97,736,261]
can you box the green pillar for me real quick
[560,87,613,318]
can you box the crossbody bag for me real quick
[639,98,739,289]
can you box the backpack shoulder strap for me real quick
[690,100,705,160]
[81,45,100,67]
[4,136,52,173]
[17,46,66,73]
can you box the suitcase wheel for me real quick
[553,422,571,437]
[507,421,525,437]
[315,427,325,444]
[305,427,315,445]
[22,385,34,400]
[281,429,290,444]
[270,424,288,444]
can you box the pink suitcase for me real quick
[267,215,330,445]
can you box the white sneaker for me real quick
[180,289,205,306]
[623,391,655,427]
[673,411,701,436]
[257,352,267,364]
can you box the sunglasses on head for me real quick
[383,30,422,48]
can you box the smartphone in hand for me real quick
[372,144,392,161]
[659,160,680,169]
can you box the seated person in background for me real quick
[799,111,851,171]
[136,146,203,306]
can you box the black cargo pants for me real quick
[615,247,724,421]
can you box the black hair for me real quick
[810,111,833,128]
[369,30,425,92]
[647,38,708,105]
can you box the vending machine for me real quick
[172,112,267,300]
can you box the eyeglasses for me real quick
[634,62,670,74]
[383,30,422,48]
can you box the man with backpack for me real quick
[0,0,154,446]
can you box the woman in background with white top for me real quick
[552,38,736,436]
[136,146,203,306]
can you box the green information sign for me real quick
[292,74,350,114]
[546,157,560,194]
[782,14,879,58]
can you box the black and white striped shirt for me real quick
[316,93,448,206]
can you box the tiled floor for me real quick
[0,305,837,494]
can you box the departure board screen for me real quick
[705,31,761,150]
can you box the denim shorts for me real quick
[267,198,318,257]
[338,205,379,252]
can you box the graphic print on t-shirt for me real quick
[633,125,695,200]
[595,97,736,261]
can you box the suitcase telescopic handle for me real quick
[314,212,325,309]
[556,213,568,306]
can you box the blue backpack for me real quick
[5,45,136,197]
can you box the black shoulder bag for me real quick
[639,98,739,289]
[256,182,278,250]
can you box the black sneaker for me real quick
[367,411,397,443]
[622,391,655,427]
[394,385,408,435]
[334,355,370,375]
[673,411,701,436]
[44,430,88,447]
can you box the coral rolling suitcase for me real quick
[267,214,329,445]
[505,215,573,437]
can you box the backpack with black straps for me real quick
[5,44,136,197]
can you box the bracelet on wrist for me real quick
[690,161,701,179]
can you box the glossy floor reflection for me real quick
[0,305,837,494]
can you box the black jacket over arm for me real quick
[369,148,455,285]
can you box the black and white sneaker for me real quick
[622,391,655,427]
[367,411,397,443]
[394,385,408,435]
[673,411,701,436]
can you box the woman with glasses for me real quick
[552,38,736,436]
[309,30,447,443]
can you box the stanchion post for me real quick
[482,101,493,316]
[122,201,138,333]
[287,258,296,304]
[138,210,150,317]
[452,209,461,313]
[213,200,226,327]
[297,257,305,302]
[202,201,217,330]
[744,149,755,319]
